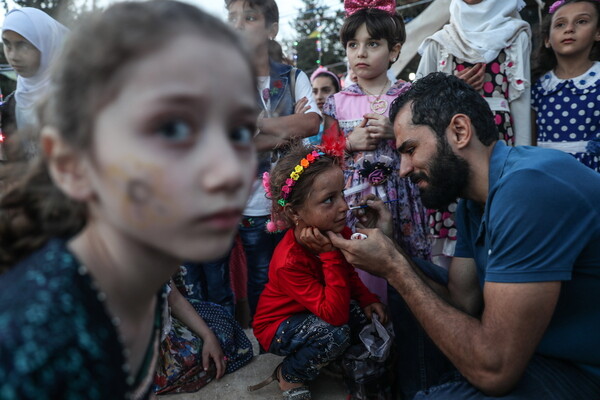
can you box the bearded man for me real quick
[328,73,600,399]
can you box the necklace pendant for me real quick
[370,98,388,114]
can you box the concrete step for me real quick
[161,330,349,400]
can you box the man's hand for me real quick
[353,195,393,238]
[299,226,335,253]
[327,228,404,278]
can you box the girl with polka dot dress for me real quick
[417,0,532,267]
[531,0,600,172]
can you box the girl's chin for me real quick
[330,224,346,234]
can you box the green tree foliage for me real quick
[289,0,346,77]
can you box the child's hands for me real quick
[347,117,379,152]
[294,97,311,114]
[201,331,226,379]
[363,302,388,325]
[455,63,486,92]
[363,113,395,140]
[298,226,335,253]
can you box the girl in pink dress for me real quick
[323,0,431,303]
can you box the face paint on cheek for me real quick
[126,179,152,204]
[106,163,170,226]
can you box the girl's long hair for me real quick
[0,0,253,272]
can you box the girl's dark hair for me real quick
[313,72,341,93]
[0,0,253,272]
[225,0,279,26]
[532,0,600,81]
[340,8,405,67]
[268,142,340,229]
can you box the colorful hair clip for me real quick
[344,0,396,17]
[262,172,272,198]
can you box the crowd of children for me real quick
[0,0,598,399]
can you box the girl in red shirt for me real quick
[250,142,387,399]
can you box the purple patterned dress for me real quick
[323,81,431,302]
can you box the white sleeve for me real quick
[294,70,322,118]
[509,32,532,146]
[510,88,532,146]
[416,41,441,79]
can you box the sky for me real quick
[188,0,343,40]
[0,0,344,39]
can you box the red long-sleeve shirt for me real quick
[252,227,380,351]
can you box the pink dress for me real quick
[323,81,431,303]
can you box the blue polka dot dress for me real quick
[532,62,600,172]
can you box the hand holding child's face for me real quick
[298,226,335,254]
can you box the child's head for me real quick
[310,68,341,111]
[340,6,405,80]
[267,142,348,233]
[0,0,258,269]
[532,0,600,80]
[2,8,68,79]
[226,0,279,53]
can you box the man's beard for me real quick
[410,139,470,209]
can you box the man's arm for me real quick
[328,229,560,396]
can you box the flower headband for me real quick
[263,121,346,207]
[549,0,599,13]
[344,0,396,17]
[278,150,324,207]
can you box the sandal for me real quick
[282,386,311,399]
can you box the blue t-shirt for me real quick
[454,142,600,382]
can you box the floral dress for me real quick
[531,62,600,172]
[323,81,431,302]
[152,268,253,395]
[0,239,164,400]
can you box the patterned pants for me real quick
[268,303,367,383]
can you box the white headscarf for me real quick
[419,0,530,64]
[2,8,69,129]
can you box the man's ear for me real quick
[41,126,94,201]
[446,114,473,150]
[268,22,279,40]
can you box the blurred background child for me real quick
[531,0,600,172]
[1,7,69,160]
[305,66,341,145]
